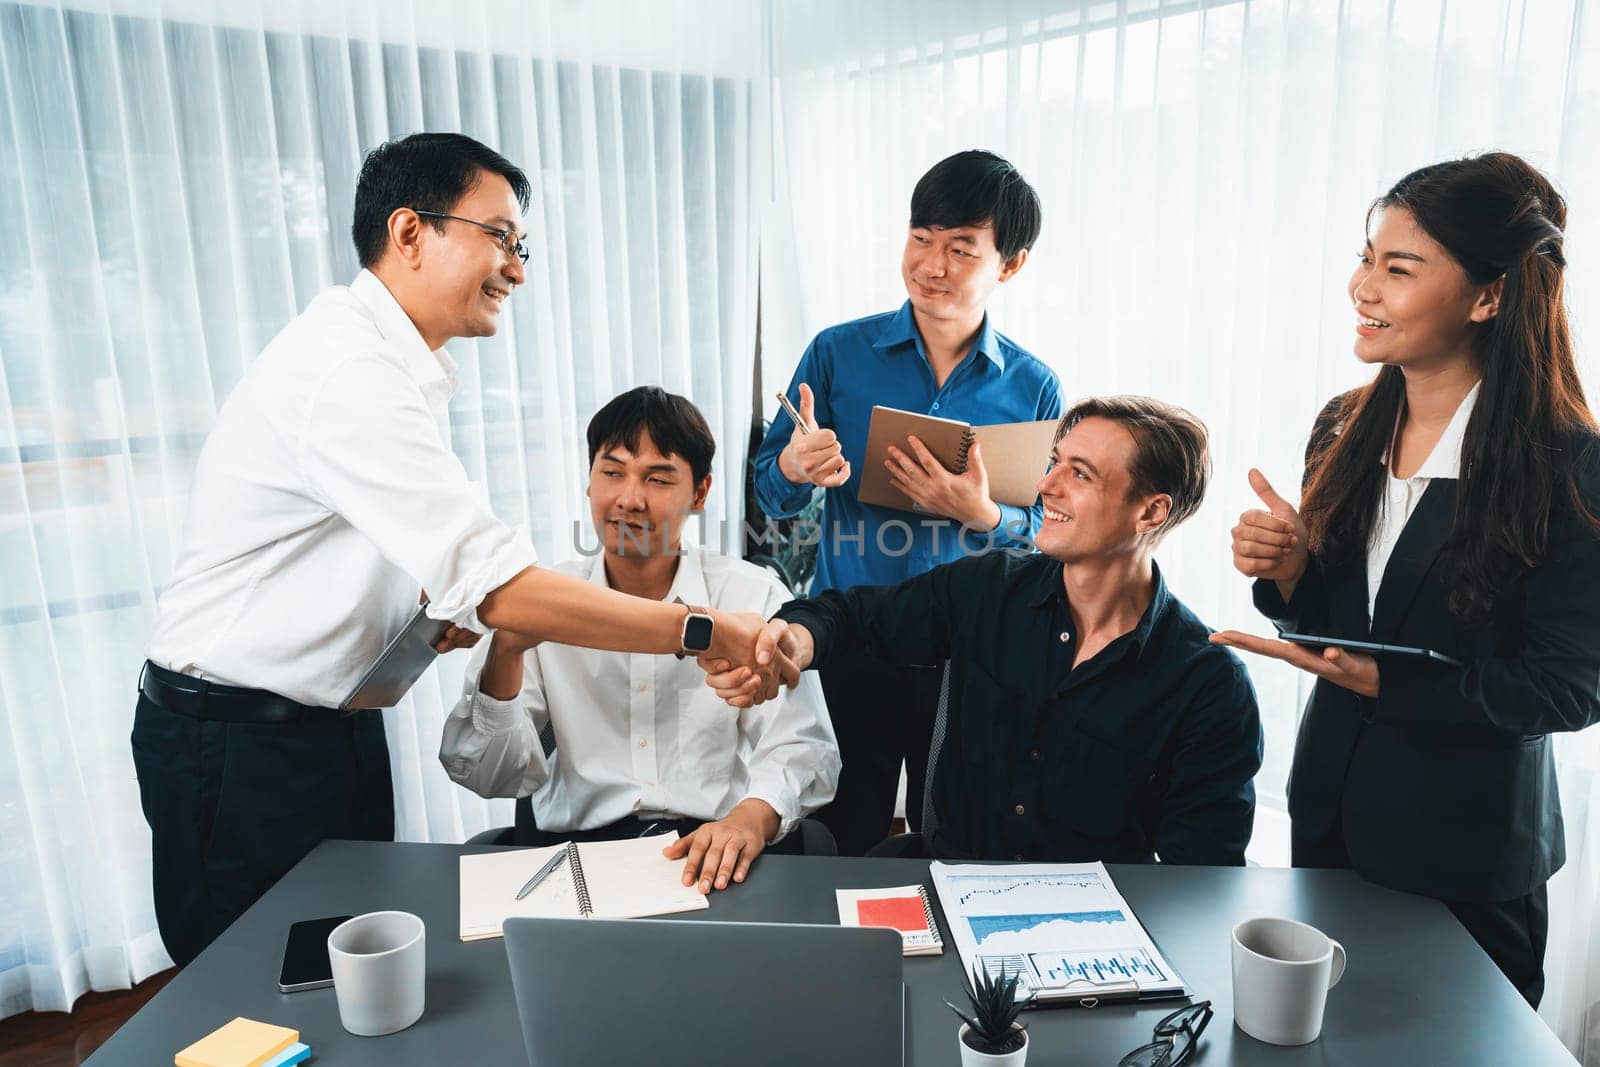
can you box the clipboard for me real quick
[339,603,451,710]
[1049,975,1145,1008]
[929,861,1188,1008]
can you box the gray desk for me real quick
[89,841,1574,1065]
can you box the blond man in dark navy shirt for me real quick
[713,397,1262,864]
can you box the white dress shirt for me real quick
[438,547,840,840]
[147,270,537,707]
[1367,381,1480,621]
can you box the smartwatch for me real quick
[677,604,714,659]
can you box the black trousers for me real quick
[1293,813,1549,1008]
[815,647,943,857]
[130,694,394,967]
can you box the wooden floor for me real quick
[0,971,176,1067]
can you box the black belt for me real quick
[139,660,344,724]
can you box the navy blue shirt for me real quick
[754,302,1062,594]
[776,553,1263,864]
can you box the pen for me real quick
[514,848,569,901]
[775,391,812,434]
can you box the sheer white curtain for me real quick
[0,0,759,1018]
[766,0,1600,1058]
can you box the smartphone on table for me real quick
[278,915,353,992]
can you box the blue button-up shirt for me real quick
[754,302,1062,594]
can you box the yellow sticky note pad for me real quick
[175,1017,299,1067]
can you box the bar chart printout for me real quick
[928,862,1186,1004]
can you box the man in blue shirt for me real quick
[726,397,1263,866]
[753,150,1062,854]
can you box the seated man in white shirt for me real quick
[441,387,841,893]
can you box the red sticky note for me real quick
[857,896,928,933]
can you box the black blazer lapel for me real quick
[1370,479,1456,643]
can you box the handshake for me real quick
[695,613,816,709]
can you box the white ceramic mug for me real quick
[1230,916,1346,1046]
[328,911,426,1037]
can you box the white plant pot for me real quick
[958,1022,1028,1066]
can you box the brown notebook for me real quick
[857,405,1058,514]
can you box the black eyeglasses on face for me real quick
[413,210,529,264]
[1118,1001,1214,1067]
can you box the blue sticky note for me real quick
[261,1042,310,1067]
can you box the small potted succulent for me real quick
[947,964,1033,1065]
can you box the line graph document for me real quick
[929,862,1186,1004]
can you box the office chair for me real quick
[864,660,951,860]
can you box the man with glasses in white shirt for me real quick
[134,134,790,966]
[441,387,840,894]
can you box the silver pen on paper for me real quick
[514,848,569,901]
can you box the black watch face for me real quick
[684,613,714,652]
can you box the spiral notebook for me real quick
[857,406,1058,514]
[459,833,708,941]
[836,885,945,957]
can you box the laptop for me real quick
[503,917,905,1067]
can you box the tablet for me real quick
[1277,632,1463,668]
[339,603,451,710]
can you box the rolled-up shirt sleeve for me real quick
[438,638,554,798]
[739,673,839,840]
[299,354,537,632]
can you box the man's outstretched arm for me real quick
[479,566,799,697]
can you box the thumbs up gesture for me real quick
[777,383,852,489]
[1230,468,1309,584]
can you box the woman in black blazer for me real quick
[1214,152,1600,1007]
